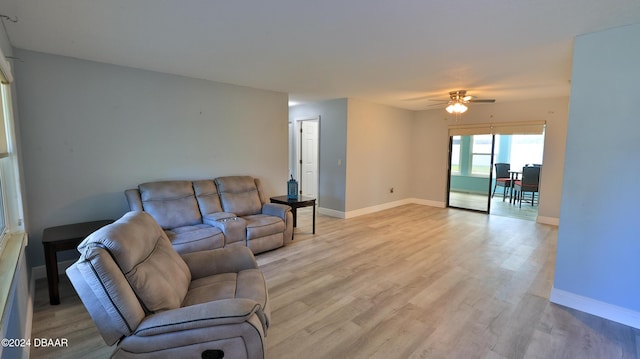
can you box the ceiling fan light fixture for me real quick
[446,102,468,114]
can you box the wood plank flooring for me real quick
[449,191,539,221]
[30,204,640,358]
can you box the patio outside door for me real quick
[447,134,495,213]
[446,121,546,218]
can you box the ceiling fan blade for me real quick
[468,99,496,103]
[408,90,496,106]
[403,95,446,102]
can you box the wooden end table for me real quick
[270,195,316,235]
[42,219,114,305]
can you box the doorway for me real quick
[295,117,319,198]
[490,134,545,220]
[448,134,494,213]
[446,122,546,220]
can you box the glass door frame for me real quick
[446,134,497,214]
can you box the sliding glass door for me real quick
[446,121,546,219]
[447,134,495,212]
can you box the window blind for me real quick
[0,90,6,158]
[0,47,12,159]
[448,124,492,136]
[491,121,545,135]
[0,49,13,84]
[449,120,545,137]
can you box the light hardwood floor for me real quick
[31,204,640,358]
[449,191,538,222]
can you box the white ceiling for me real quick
[1,0,639,110]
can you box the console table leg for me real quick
[292,208,298,227]
[44,245,60,305]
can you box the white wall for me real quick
[345,98,413,212]
[291,96,568,220]
[14,49,289,268]
[290,98,414,215]
[553,23,640,326]
[412,97,569,222]
[289,99,348,212]
[411,110,450,205]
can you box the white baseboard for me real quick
[410,198,447,208]
[316,200,554,226]
[317,207,345,219]
[537,216,559,226]
[550,287,640,329]
[31,259,77,281]
[344,199,415,219]
[319,198,446,219]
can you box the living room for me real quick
[0,1,639,358]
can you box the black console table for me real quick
[270,195,316,235]
[42,219,114,305]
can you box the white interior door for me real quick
[299,119,319,198]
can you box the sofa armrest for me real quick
[134,298,263,337]
[261,203,291,220]
[181,246,258,279]
[124,189,143,211]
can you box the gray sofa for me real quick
[66,211,270,358]
[125,176,293,255]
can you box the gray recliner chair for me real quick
[66,211,270,358]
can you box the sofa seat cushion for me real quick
[166,224,224,254]
[243,214,285,240]
[182,269,268,311]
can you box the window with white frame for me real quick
[470,134,494,176]
[0,80,24,246]
[450,136,461,174]
[0,85,10,241]
[509,134,545,170]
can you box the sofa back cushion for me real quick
[193,180,223,215]
[215,176,262,216]
[77,211,192,314]
[139,181,202,229]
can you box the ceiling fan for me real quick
[430,90,496,114]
